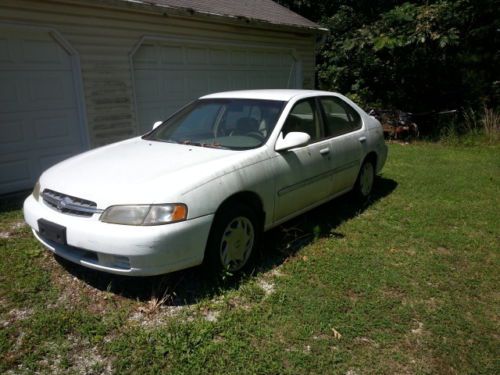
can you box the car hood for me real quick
[40,137,254,207]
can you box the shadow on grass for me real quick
[54,177,398,305]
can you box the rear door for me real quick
[318,96,365,193]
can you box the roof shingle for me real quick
[121,0,322,30]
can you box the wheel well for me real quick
[364,151,378,171]
[216,191,265,229]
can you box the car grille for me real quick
[42,189,103,217]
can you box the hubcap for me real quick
[360,163,374,197]
[220,216,254,272]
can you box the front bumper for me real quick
[23,195,214,276]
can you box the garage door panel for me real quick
[208,71,231,92]
[231,50,248,65]
[250,52,282,66]
[33,114,72,141]
[33,119,81,149]
[210,49,230,65]
[135,71,161,101]
[268,73,291,87]
[0,78,18,105]
[161,45,183,65]
[162,72,185,99]
[229,71,251,90]
[38,151,73,173]
[0,38,11,62]
[0,159,31,186]
[136,103,168,131]
[28,73,75,104]
[186,47,208,65]
[0,27,86,194]
[21,39,71,68]
[134,44,160,67]
[0,118,24,145]
[245,71,265,89]
[133,40,300,133]
[0,111,81,154]
[163,101,187,119]
[187,72,209,98]
[0,71,76,112]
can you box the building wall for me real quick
[0,0,316,147]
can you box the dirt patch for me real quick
[44,336,112,375]
[0,221,28,239]
[354,336,380,348]
[345,289,363,303]
[411,321,424,335]
[258,279,275,296]
[70,344,113,374]
[202,309,220,322]
[1,308,34,327]
[128,304,190,328]
[227,296,253,311]
[265,267,286,278]
[435,246,452,256]
[382,286,406,300]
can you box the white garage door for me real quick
[133,38,301,134]
[0,26,87,194]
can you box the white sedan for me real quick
[23,90,387,276]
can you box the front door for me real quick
[273,98,333,222]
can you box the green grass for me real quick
[1,142,499,374]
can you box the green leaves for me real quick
[313,0,498,112]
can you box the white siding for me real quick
[0,0,316,148]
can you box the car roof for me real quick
[200,89,337,101]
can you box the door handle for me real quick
[319,148,330,155]
[358,136,367,143]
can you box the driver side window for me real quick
[282,99,321,142]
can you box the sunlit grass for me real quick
[1,142,498,374]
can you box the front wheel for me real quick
[353,160,375,201]
[204,204,260,274]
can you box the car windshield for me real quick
[144,98,286,150]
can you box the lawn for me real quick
[0,142,499,374]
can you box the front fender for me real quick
[181,155,276,228]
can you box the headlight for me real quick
[33,180,41,201]
[100,204,187,225]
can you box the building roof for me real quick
[119,0,325,32]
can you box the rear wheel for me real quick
[353,159,375,201]
[205,204,260,273]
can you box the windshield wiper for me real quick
[201,143,229,150]
[181,140,202,147]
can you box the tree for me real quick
[277,0,499,112]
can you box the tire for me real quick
[353,159,375,202]
[204,204,260,274]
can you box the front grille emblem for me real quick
[57,196,72,211]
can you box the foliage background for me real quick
[276,0,499,115]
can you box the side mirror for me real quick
[152,121,163,130]
[275,132,310,151]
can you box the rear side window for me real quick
[320,97,362,137]
[281,99,321,142]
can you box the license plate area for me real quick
[38,219,67,245]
